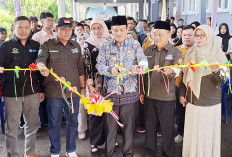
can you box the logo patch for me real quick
[64,20,71,23]
[38,49,42,56]
[165,54,173,60]
[12,48,19,54]
[71,48,79,53]
[29,49,37,53]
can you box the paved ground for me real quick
[1,115,232,157]
[1,104,232,157]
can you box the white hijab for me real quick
[86,18,110,49]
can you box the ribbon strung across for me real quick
[2,61,232,113]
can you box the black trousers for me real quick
[135,101,145,128]
[89,114,105,146]
[144,98,175,157]
[105,103,135,157]
[175,87,185,136]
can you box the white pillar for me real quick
[61,0,66,17]
[71,0,77,20]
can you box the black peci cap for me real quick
[111,16,127,26]
[153,21,170,31]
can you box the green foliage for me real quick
[0,11,15,39]
[0,0,72,39]
[6,0,59,20]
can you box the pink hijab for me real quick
[86,18,110,49]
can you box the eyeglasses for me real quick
[194,34,206,39]
[92,27,103,31]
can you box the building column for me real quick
[148,1,151,20]
[71,0,77,20]
[169,0,174,18]
[139,0,144,19]
[61,0,66,17]
[151,0,159,22]
[200,0,207,24]
[176,0,182,19]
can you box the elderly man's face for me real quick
[57,27,73,41]
[112,25,128,43]
[152,29,171,48]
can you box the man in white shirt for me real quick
[32,12,57,44]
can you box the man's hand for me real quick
[81,88,86,97]
[0,67,4,73]
[40,93,45,102]
[140,94,144,104]
[112,67,120,76]
[132,65,142,73]
[88,85,96,96]
[209,63,220,73]
[37,62,49,77]
[179,96,186,107]
[164,67,173,76]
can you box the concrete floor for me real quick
[0,115,232,157]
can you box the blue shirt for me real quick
[96,37,148,94]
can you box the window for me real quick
[224,0,228,9]
[218,0,229,11]
[182,0,185,12]
[189,0,196,12]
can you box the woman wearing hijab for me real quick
[217,23,232,60]
[127,31,138,41]
[191,21,200,29]
[173,26,183,46]
[180,25,228,157]
[135,23,147,46]
[169,23,177,44]
[83,18,110,155]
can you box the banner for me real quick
[86,7,117,20]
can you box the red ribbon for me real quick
[153,65,170,94]
[187,61,197,72]
[29,63,38,72]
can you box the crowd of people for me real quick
[0,10,232,157]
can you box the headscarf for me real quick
[170,23,177,39]
[127,31,138,40]
[191,21,201,28]
[86,18,110,49]
[217,23,232,52]
[183,25,228,99]
[135,24,144,36]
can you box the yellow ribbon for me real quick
[115,64,127,83]
[1,63,232,95]
[1,63,231,116]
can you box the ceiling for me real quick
[75,0,143,3]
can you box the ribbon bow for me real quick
[187,61,197,72]
[29,63,38,72]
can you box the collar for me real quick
[113,37,129,47]
[153,42,172,51]
[41,28,54,36]
[13,35,31,44]
[54,36,74,46]
[181,44,186,49]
